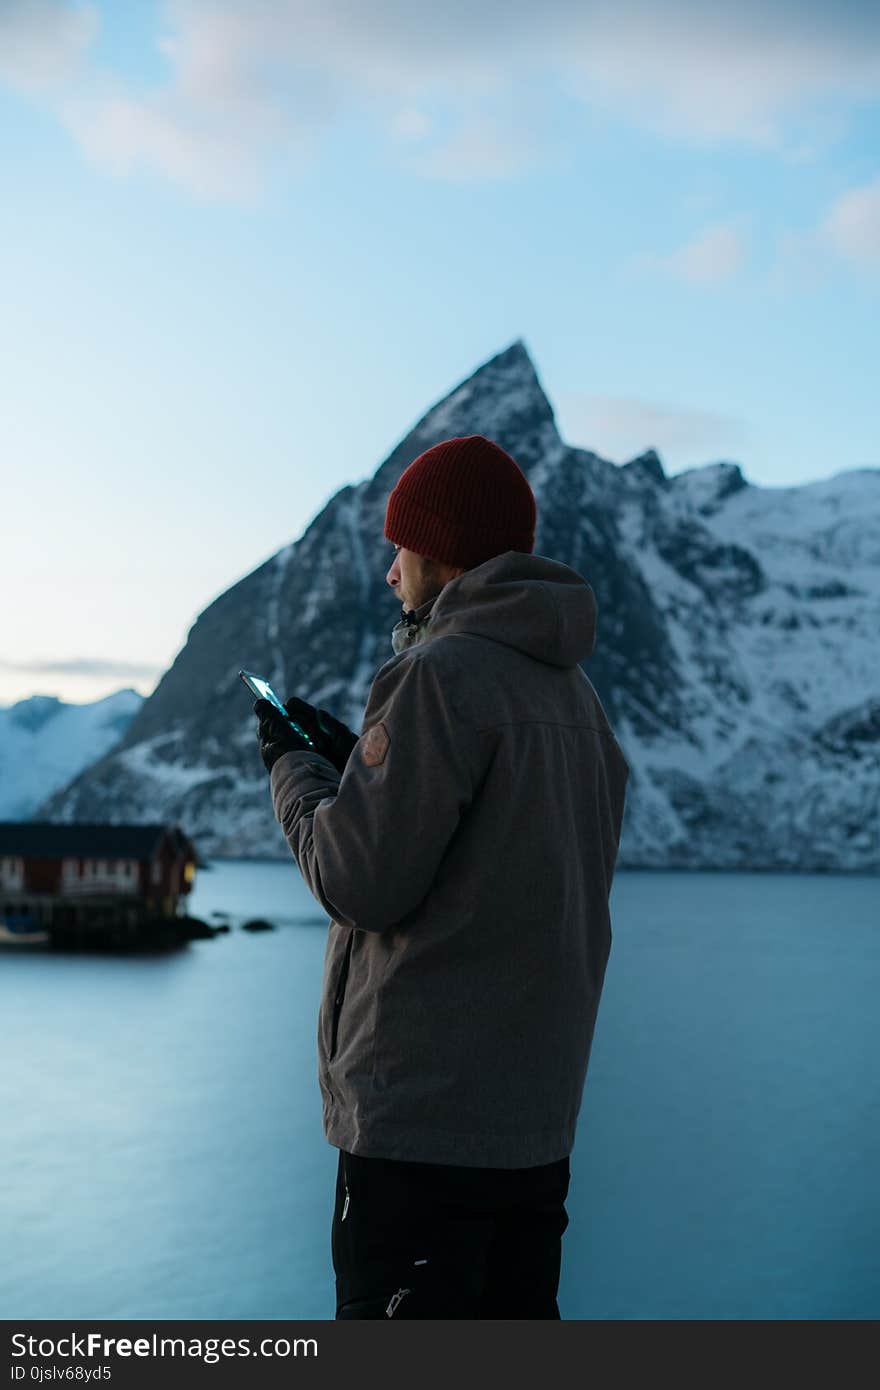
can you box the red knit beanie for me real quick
[384,435,537,570]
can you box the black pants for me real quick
[331,1148,570,1319]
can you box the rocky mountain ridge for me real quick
[42,342,879,870]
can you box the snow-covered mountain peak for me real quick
[668,460,749,516]
[40,344,879,871]
[374,341,562,492]
[0,688,144,820]
[622,449,667,486]
[8,695,64,733]
[420,339,554,435]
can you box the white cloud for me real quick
[62,89,291,199]
[559,2,880,151]
[389,107,433,143]
[818,177,880,271]
[557,391,748,465]
[632,222,750,285]
[0,0,97,93]
[399,112,549,181]
[1,0,879,195]
[767,178,880,287]
[0,657,160,678]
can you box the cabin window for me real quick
[151,862,161,885]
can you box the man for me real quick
[254,434,629,1318]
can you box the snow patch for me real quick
[0,689,143,819]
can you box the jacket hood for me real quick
[418,550,597,668]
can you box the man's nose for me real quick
[386,557,400,588]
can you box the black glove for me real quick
[281,696,360,775]
[254,699,315,774]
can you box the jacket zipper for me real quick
[329,931,354,1061]
[341,1154,350,1222]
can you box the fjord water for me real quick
[0,864,876,1320]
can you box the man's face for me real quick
[385,544,464,613]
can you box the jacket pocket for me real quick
[329,930,355,1061]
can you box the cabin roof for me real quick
[0,823,194,861]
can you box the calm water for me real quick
[1,864,877,1320]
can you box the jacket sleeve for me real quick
[269,650,484,933]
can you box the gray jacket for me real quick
[270,549,629,1167]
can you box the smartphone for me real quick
[239,670,315,748]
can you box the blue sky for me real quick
[1,0,878,705]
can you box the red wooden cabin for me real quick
[0,823,198,935]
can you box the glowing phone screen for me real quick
[239,670,315,747]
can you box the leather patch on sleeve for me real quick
[360,722,390,767]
